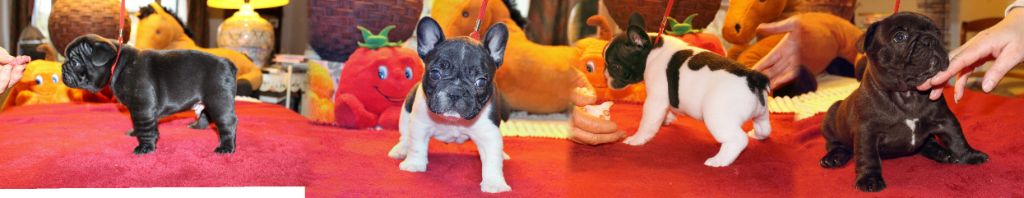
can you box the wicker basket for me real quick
[604,0,720,31]
[48,0,131,54]
[308,0,422,62]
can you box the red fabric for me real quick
[0,90,1022,197]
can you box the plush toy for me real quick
[722,0,861,76]
[0,60,109,110]
[134,3,263,95]
[573,16,646,103]
[333,25,424,129]
[305,61,335,123]
[664,14,726,56]
[571,101,626,145]
[431,0,596,114]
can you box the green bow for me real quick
[357,25,402,50]
[665,13,699,36]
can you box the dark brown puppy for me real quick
[820,12,988,192]
[62,34,238,155]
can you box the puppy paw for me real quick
[133,144,156,155]
[746,130,769,140]
[622,135,651,146]
[959,150,989,165]
[663,114,677,126]
[188,120,208,129]
[214,145,235,154]
[480,179,511,193]
[503,152,511,160]
[819,149,852,168]
[387,144,407,160]
[399,159,427,172]
[703,156,736,167]
[855,174,886,192]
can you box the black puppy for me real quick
[820,13,988,192]
[62,34,238,154]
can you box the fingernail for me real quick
[982,79,995,92]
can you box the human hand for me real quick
[917,8,1024,102]
[1,48,30,93]
[752,17,802,89]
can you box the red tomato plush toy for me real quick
[334,25,424,129]
[665,14,726,56]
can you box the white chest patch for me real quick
[905,118,919,145]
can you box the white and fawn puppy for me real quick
[603,14,771,167]
[387,17,513,193]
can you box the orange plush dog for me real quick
[573,16,645,103]
[431,0,595,113]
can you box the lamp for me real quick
[208,0,289,67]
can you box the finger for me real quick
[766,56,798,80]
[753,46,784,71]
[981,45,1024,92]
[936,41,993,86]
[953,70,972,103]
[928,87,944,100]
[756,17,798,35]
[0,65,11,92]
[9,63,25,88]
[770,68,799,89]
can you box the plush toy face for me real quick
[21,60,72,103]
[135,3,189,50]
[432,0,516,37]
[722,0,790,44]
[575,38,610,89]
[339,47,424,112]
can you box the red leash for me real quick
[893,0,901,13]
[469,0,491,40]
[110,0,126,77]
[652,0,676,45]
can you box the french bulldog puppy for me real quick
[820,12,988,192]
[603,14,772,167]
[387,17,512,193]
[62,34,238,154]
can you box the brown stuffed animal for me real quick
[431,0,595,114]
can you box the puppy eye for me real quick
[585,61,596,73]
[35,75,43,85]
[404,66,413,80]
[51,74,59,83]
[377,65,388,80]
[462,11,470,18]
[429,68,441,80]
[474,77,488,87]
[893,31,909,43]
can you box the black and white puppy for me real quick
[62,34,238,154]
[387,17,512,193]
[603,14,772,167]
[820,12,988,192]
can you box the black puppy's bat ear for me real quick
[628,12,644,29]
[416,17,445,59]
[627,25,650,49]
[90,40,115,67]
[857,22,879,53]
[483,23,509,67]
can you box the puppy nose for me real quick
[734,24,742,33]
[447,93,461,101]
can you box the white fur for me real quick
[621,35,772,167]
[906,118,919,146]
[388,87,511,193]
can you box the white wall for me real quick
[1,0,11,50]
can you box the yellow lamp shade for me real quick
[208,0,289,9]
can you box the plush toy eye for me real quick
[404,67,413,80]
[51,74,59,83]
[475,77,488,87]
[585,61,596,73]
[377,65,388,80]
[429,68,441,80]
[35,75,43,85]
[462,11,470,18]
[893,31,909,43]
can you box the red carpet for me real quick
[0,90,1023,197]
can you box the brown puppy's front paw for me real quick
[959,150,988,164]
[133,144,156,155]
[855,173,886,192]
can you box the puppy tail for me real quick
[747,72,770,106]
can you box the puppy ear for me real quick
[628,12,644,29]
[857,22,879,53]
[416,17,446,59]
[90,40,115,67]
[483,23,509,67]
[627,25,651,48]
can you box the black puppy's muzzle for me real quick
[902,35,948,89]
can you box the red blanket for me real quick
[0,90,1021,197]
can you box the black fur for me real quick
[488,87,511,127]
[62,34,238,155]
[501,0,528,28]
[416,17,509,120]
[404,83,419,113]
[820,12,987,192]
[666,50,694,108]
[685,52,769,105]
[139,4,194,39]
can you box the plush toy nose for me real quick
[734,24,742,34]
